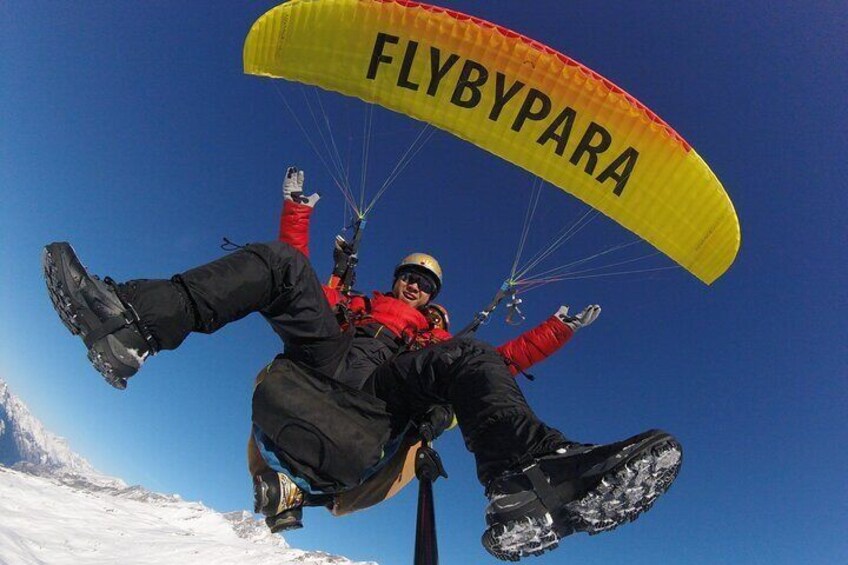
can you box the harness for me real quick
[336,291,428,350]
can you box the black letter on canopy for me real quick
[570,122,612,175]
[427,48,460,96]
[597,147,639,196]
[450,59,489,108]
[489,73,526,121]
[367,33,400,80]
[537,107,577,156]
[511,88,552,133]
[398,40,421,91]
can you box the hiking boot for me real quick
[482,429,682,561]
[253,470,305,532]
[42,242,156,390]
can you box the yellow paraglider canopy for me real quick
[244,0,740,284]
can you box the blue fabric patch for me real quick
[252,425,320,494]
[251,422,413,495]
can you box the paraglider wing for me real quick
[244,0,740,284]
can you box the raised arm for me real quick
[497,305,601,375]
[278,166,320,257]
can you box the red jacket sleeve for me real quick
[278,200,313,257]
[496,315,574,376]
[323,285,343,309]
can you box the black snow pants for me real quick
[117,242,567,485]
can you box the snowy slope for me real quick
[0,379,376,565]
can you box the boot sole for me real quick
[42,243,131,390]
[266,510,303,533]
[565,438,682,534]
[482,511,561,562]
[482,433,682,560]
[43,244,85,337]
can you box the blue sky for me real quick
[2,2,846,564]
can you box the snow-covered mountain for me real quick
[0,379,376,565]
[0,380,95,474]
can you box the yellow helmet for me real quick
[394,253,443,296]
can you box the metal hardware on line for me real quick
[456,281,516,337]
[505,293,525,325]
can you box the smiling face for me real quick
[392,274,432,308]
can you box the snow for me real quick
[0,379,376,565]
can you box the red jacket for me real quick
[278,200,571,371]
[279,200,428,341]
[324,288,430,342]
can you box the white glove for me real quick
[555,304,601,332]
[283,166,320,207]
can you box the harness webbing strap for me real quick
[522,463,566,514]
[82,315,131,348]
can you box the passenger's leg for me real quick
[44,241,345,386]
[122,241,341,351]
[366,337,566,485]
[366,337,682,561]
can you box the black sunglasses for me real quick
[398,271,437,294]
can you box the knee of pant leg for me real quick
[447,337,504,367]
[452,336,497,352]
[245,242,314,288]
[441,338,519,407]
[417,338,509,390]
[246,241,304,265]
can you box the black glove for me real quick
[332,235,357,282]
[417,405,455,442]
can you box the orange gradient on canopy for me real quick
[244,0,740,284]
